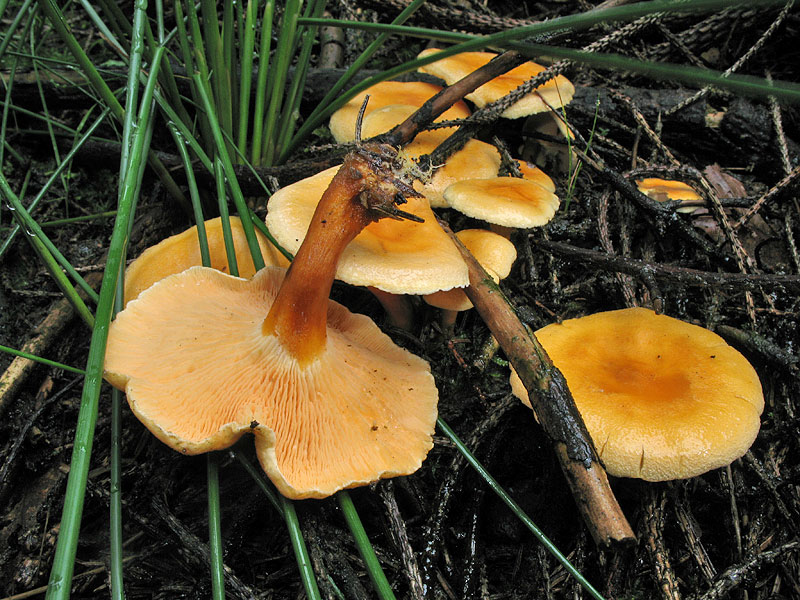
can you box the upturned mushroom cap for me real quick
[417,49,575,119]
[424,229,517,311]
[329,81,470,143]
[636,178,703,213]
[510,308,764,481]
[124,216,288,305]
[266,166,469,294]
[444,177,560,228]
[106,266,439,499]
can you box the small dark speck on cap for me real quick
[250,420,259,428]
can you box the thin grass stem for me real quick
[237,0,259,156]
[337,491,397,600]
[215,158,240,277]
[436,417,606,600]
[249,0,274,164]
[0,344,86,374]
[109,388,125,600]
[281,496,323,600]
[193,74,265,270]
[44,47,164,600]
[0,171,96,325]
[207,454,226,600]
[0,107,112,261]
[260,0,302,165]
[232,451,322,599]
[285,0,425,161]
[274,0,326,156]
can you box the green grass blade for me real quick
[215,158,240,277]
[167,122,211,265]
[237,0,259,155]
[36,0,187,209]
[207,455,225,600]
[0,344,86,374]
[0,172,96,324]
[44,48,164,600]
[109,388,125,600]
[193,73,265,270]
[337,491,397,600]
[273,0,326,157]
[437,417,606,600]
[284,0,425,161]
[0,0,35,167]
[233,451,321,599]
[281,496,322,600]
[0,107,111,261]
[0,0,34,63]
[117,0,147,199]
[249,0,274,164]
[260,0,302,165]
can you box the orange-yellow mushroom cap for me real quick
[510,308,764,481]
[106,267,439,499]
[424,229,517,311]
[516,159,556,193]
[359,104,501,208]
[417,49,575,119]
[444,177,560,228]
[266,166,469,294]
[636,178,703,213]
[329,81,470,143]
[123,216,288,305]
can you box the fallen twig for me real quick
[535,239,800,292]
[438,219,636,548]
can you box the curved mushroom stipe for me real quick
[266,166,469,295]
[106,267,438,499]
[510,308,764,481]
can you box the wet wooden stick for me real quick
[438,219,635,548]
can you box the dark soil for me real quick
[2,2,800,599]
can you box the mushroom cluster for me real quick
[510,308,764,481]
[316,53,575,326]
[106,144,440,499]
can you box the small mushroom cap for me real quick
[124,216,289,305]
[266,166,469,294]
[444,177,560,228]
[360,104,460,148]
[360,104,501,208]
[417,49,575,119]
[510,308,764,481]
[412,139,502,208]
[329,81,470,143]
[424,229,517,311]
[106,267,439,499]
[636,178,703,213]
[515,159,556,193]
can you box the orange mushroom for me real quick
[106,144,439,499]
[443,176,560,229]
[358,102,501,208]
[266,165,469,295]
[329,81,470,143]
[123,216,289,305]
[510,308,764,481]
[636,178,704,213]
[417,49,575,119]
[424,229,517,329]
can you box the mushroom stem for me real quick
[263,144,417,365]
